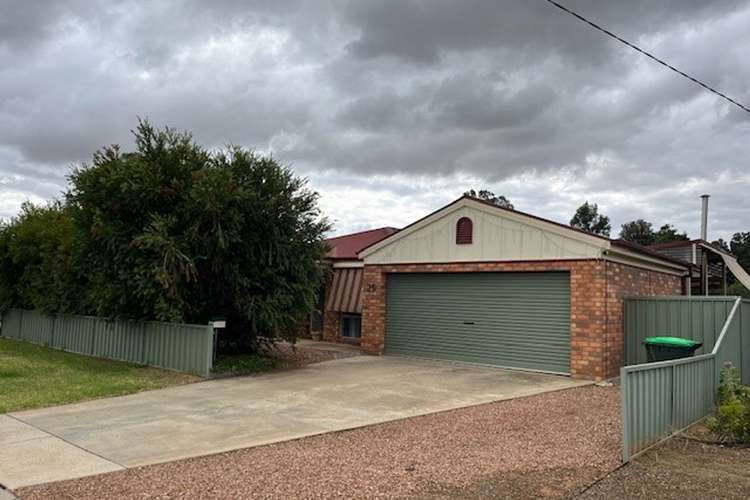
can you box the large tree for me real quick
[712,233,750,297]
[619,219,655,246]
[570,201,611,237]
[727,232,750,297]
[730,232,750,271]
[620,220,689,246]
[1,121,330,349]
[464,189,513,209]
[654,224,689,244]
[0,202,81,313]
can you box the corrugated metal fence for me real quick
[624,296,736,365]
[0,309,214,376]
[621,296,749,462]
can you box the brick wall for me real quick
[361,259,683,380]
[603,261,683,377]
[322,310,342,342]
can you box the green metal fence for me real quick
[1,309,214,376]
[621,297,748,462]
[624,296,736,365]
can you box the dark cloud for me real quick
[1,0,749,240]
[342,0,743,65]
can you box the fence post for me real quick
[205,324,216,377]
[140,321,148,365]
[50,314,56,348]
[621,366,630,463]
[89,318,96,355]
[670,363,676,431]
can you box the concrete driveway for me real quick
[0,355,589,489]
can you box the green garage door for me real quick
[385,272,571,374]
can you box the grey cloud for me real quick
[1,0,750,240]
[428,77,556,131]
[0,0,90,48]
[342,0,744,65]
[335,92,417,131]
[343,0,606,64]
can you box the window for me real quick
[456,217,473,244]
[341,314,362,339]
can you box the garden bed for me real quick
[212,341,340,376]
[580,424,750,499]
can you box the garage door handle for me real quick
[463,321,475,325]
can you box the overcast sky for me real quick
[1,0,749,239]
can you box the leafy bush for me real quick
[212,354,279,375]
[727,282,750,299]
[707,363,750,443]
[0,120,329,350]
[0,202,83,314]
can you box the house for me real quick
[649,195,750,296]
[309,227,398,342]
[352,196,691,381]
[650,239,750,295]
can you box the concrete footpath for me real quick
[0,486,18,500]
[0,356,588,490]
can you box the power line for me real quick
[544,0,750,115]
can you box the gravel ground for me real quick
[17,385,619,500]
[579,425,750,499]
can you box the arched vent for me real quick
[456,217,473,244]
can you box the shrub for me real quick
[0,202,83,314]
[727,282,750,299]
[0,120,330,350]
[707,363,750,443]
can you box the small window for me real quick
[341,314,362,339]
[456,217,473,244]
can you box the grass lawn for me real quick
[0,337,198,413]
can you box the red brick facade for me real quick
[321,309,362,345]
[322,310,342,342]
[361,259,683,380]
[603,261,683,377]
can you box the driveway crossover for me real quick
[0,355,588,489]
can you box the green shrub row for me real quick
[708,363,750,443]
[0,121,329,348]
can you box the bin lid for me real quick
[644,336,700,348]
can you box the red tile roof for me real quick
[325,227,399,260]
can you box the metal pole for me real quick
[700,194,710,241]
[703,252,709,296]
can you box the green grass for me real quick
[0,338,198,413]
[212,353,279,375]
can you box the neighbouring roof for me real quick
[358,195,690,271]
[650,238,734,257]
[611,239,697,269]
[325,227,399,260]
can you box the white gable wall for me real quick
[362,201,607,265]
